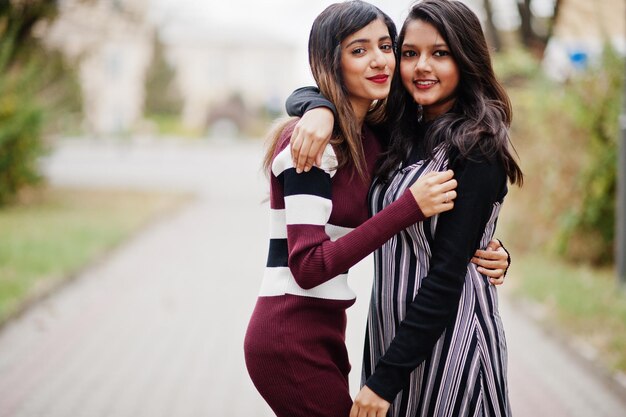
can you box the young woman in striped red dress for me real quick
[285,1,521,416]
[244,3,460,417]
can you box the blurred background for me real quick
[0,0,625,416]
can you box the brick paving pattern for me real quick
[0,138,623,416]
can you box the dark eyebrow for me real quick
[346,36,392,48]
[401,42,449,49]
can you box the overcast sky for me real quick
[150,0,555,45]
[148,0,555,85]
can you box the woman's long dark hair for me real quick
[377,0,523,186]
[264,0,397,178]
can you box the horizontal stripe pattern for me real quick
[284,194,332,226]
[259,267,356,300]
[245,123,386,417]
[266,223,354,268]
[264,202,355,299]
[269,209,287,239]
[266,239,288,267]
[260,139,356,300]
[272,143,337,178]
[283,167,332,199]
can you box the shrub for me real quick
[0,81,44,205]
[0,11,46,206]
[555,46,624,264]
[0,1,81,206]
[497,45,624,265]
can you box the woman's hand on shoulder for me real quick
[409,170,457,217]
[472,239,510,285]
[350,386,390,417]
[290,107,335,173]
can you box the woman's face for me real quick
[399,19,460,120]
[340,18,395,116]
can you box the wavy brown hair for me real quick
[377,0,523,186]
[263,1,396,177]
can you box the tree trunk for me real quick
[483,0,503,51]
[517,0,534,47]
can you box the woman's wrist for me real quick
[495,238,511,276]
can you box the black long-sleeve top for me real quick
[365,146,507,401]
[286,88,508,402]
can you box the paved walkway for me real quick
[0,137,624,416]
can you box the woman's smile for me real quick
[400,19,460,120]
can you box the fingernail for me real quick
[296,168,302,173]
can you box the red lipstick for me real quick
[367,74,389,84]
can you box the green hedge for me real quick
[496,45,624,265]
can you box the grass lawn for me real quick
[0,187,189,324]
[509,253,626,375]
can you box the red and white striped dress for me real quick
[244,120,425,417]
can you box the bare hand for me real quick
[350,386,390,417]
[290,107,334,173]
[409,170,457,217]
[471,239,509,285]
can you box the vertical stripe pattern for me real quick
[363,147,511,417]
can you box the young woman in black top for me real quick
[286,1,522,416]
